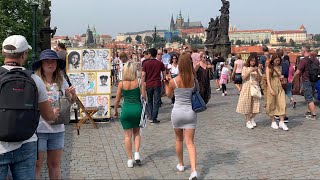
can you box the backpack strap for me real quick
[173,78,178,88]
[0,66,8,75]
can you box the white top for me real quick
[221,67,229,75]
[168,64,179,75]
[37,79,69,133]
[0,65,48,154]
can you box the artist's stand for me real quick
[76,107,98,131]
[63,71,98,135]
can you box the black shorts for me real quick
[234,73,242,84]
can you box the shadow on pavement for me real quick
[200,150,240,179]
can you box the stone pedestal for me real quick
[39,27,55,51]
[205,42,231,59]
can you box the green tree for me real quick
[0,0,44,66]
[314,34,320,42]
[171,35,182,43]
[144,36,153,48]
[235,40,241,46]
[289,38,296,47]
[135,35,142,44]
[231,39,235,45]
[277,36,286,43]
[125,36,132,43]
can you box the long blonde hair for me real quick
[35,64,64,89]
[122,61,137,81]
[178,53,194,87]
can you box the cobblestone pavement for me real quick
[40,83,320,179]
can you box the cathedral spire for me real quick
[170,14,175,31]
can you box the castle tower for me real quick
[176,10,184,30]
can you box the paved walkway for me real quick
[40,83,320,179]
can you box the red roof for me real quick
[272,30,304,34]
[100,34,112,38]
[229,29,273,33]
[231,46,263,54]
[299,24,305,29]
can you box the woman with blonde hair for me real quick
[114,61,146,168]
[33,49,77,180]
[164,53,198,180]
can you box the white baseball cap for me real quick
[2,35,32,53]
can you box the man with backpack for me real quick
[293,46,319,120]
[0,35,60,179]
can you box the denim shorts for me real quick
[303,81,317,104]
[0,141,37,180]
[37,132,65,152]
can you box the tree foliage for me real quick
[0,0,44,66]
[314,34,320,42]
[135,35,142,44]
[125,36,132,43]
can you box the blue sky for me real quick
[51,0,319,38]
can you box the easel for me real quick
[63,71,98,135]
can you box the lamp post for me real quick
[30,2,39,69]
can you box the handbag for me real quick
[250,75,262,99]
[208,69,214,80]
[191,79,207,113]
[139,96,149,128]
[51,91,72,125]
[273,68,287,90]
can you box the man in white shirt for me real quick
[0,35,59,179]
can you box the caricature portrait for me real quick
[68,50,81,70]
[96,72,111,93]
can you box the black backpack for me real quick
[307,57,320,82]
[0,67,39,142]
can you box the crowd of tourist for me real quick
[1,33,320,180]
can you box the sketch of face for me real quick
[100,77,107,86]
[103,50,109,59]
[89,50,95,59]
[83,52,89,60]
[88,96,94,106]
[97,96,103,105]
[97,50,103,59]
[88,73,95,81]
[71,54,79,65]
[80,73,85,81]
[103,97,108,105]
[89,59,94,67]
[97,106,105,116]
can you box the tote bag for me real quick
[51,92,72,125]
[250,75,262,99]
[191,79,207,113]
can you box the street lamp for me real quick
[29,0,40,69]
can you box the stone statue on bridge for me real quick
[205,0,231,58]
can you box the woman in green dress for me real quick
[114,62,146,168]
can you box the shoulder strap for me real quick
[0,67,8,75]
[173,78,178,88]
[273,67,281,78]
[138,79,141,87]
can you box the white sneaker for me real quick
[176,164,185,172]
[222,93,225,96]
[271,122,279,129]
[216,88,221,91]
[189,171,198,180]
[251,118,257,127]
[127,159,134,168]
[279,122,289,131]
[246,121,254,129]
[134,152,141,165]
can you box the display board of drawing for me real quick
[66,48,112,118]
